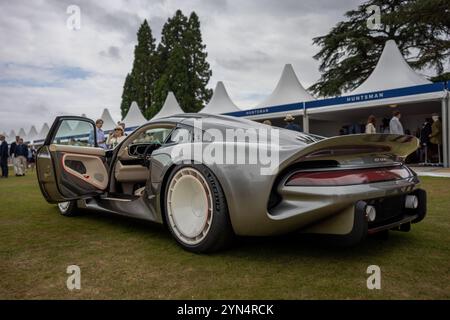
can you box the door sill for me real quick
[101,194,139,202]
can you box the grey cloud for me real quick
[216,50,274,71]
[100,46,121,59]
[0,0,369,131]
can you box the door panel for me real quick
[61,153,108,190]
[36,116,109,203]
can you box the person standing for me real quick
[118,121,127,136]
[365,115,377,134]
[14,138,28,176]
[27,144,36,172]
[389,111,404,135]
[420,118,432,162]
[429,113,442,163]
[95,119,107,149]
[283,114,302,132]
[0,133,9,178]
[9,136,20,175]
[106,126,126,149]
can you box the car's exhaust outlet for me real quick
[365,205,377,222]
[405,195,418,209]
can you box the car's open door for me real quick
[36,116,109,203]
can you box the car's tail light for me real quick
[285,166,411,186]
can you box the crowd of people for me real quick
[361,111,442,163]
[262,110,443,164]
[0,134,37,179]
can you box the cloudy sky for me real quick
[0,0,362,133]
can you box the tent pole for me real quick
[302,102,309,133]
[446,92,450,168]
[442,94,449,167]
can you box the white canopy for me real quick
[27,126,38,141]
[350,40,431,95]
[153,92,184,119]
[99,108,116,131]
[257,64,314,108]
[201,81,240,114]
[72,120,92,136]
[122,101,147,128]
[8,130,16,141]
[37,123,50,140]
[18,128,27,140]
[57,121,73,137]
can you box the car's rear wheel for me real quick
[164,165,233,253]
[57,200,79,216]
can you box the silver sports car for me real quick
[36,114,426,253]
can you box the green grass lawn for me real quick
[0,171,449,299]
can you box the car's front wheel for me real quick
[57,200,79,216]
[164,165,234,253]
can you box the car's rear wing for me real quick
[282,134,420,169]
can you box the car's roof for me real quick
[147,113,323,145]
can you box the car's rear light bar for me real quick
[285,166,411,186]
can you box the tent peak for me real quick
[256,64,314,108]
[153,92,184,119]
[201,81,240,114]
[122,101,147,128]
[350,40,431,95]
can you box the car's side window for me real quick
[52,119,95,147]
[165,126,193,145]
[130,127,173,145]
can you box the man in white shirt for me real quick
[389,111,404,135]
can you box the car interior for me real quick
[109,124,175,196]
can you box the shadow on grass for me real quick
[72,207,417,262]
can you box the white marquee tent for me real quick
[37,123,50,141]
[122,101,147,129]
[7,130,16,142]
[99,108,117,131]
[56,120,73,137]
[231,64,315,127]
[153,92,184,119]
[351,40,431,95]
[27,126,39,142]
[257,64,314,108]
[201,81,240,114]
[18,128,27,140]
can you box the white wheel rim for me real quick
[167,168,213,245]
[58,201,70,212]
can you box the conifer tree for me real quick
[151,10,212,114]
[120,20,157,118]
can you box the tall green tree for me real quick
[120,19,157,118]
[151,10,212,115]
[120,73,134,118]
[310,0,450,97]
[185,12,213,112]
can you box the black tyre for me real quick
[164,164,234,253]
[57,200,79,217]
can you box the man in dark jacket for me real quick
[0,133,8,178]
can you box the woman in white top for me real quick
[365,115,377,134]
[107,126,126,149]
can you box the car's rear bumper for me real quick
[299,188,427,246]
[367,188,427,234]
